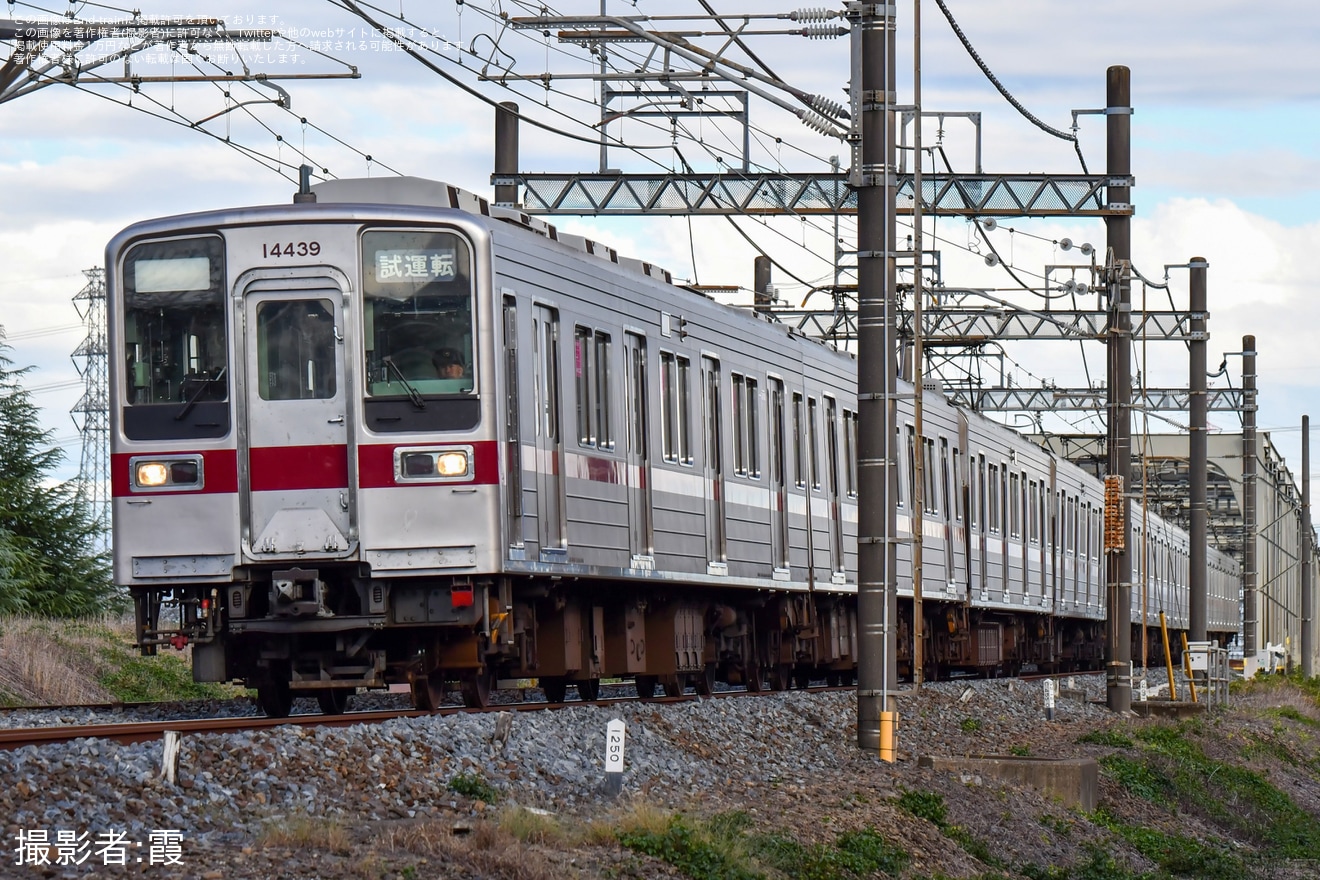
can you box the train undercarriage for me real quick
[133,570,1225,716]
[132,569,862,716]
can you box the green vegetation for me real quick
[98,650,230,702]
[1076,728,1135,748]
[613,808,908,880]
[1019,845,1148,880]
[1093,808,1242,880]
[896,787,947,826]
[619,815,761,880]
[1085,712,1320,876]
[896,788,1004,870]
[960,717,983,732]
[447,772,501,804]
[0,343,120,617]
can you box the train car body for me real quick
[106,178,1239,714]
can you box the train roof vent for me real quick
[557,232,619,263]
[618,255,673,284]
[311,176,490,215]
[489,205,557,238]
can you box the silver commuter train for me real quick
[107,176,1239,715]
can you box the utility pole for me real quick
[1189,258,1208,642]
[1243,335,1258,661]
[910,0,926,691]
[1303,415,1313,678]
[1104,66,1133,713]
[854,1,900,753]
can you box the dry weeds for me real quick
[379,818,561,880]
[0,615,120,705]
[258,815,353,854]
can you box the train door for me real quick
[768,378,789,575]
[701,356,727,571]
[239,279,354,559]
[532,305,566,559]
[624,332,654,565]
[503,295,525,557]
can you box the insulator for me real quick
[984,253,1001,267]
[790,7,837,22]
[799,24,846,39]
[798,110,844,139]
[807,95,848,121]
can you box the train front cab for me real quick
[109,211,503,714]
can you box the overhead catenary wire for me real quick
[932,0,1091,174]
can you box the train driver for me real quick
[432,347,468,379]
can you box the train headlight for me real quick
[435,451,469,477]
[136,462,170,487]
[395,445,473,483]
[130,455,204,491]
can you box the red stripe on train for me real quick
[249,444,349,491]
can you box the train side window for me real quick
[952,446,964,522]
[844,409,859,499]
[975,454,986,529]
[659,352,690,464]
[596,332,613,450]
[732,374,760,477]
[940,438,951,519]
[1071,495,1079,555]
[745,377,760,478]
[905,425,916,509]
[825,396,839,496]
[988,462,1000,534]
[896,426,905,509]
[1028,480,1039,544]
[574,327,614,450]
[574,327,594,446]
[924,438,938,515]
[1009,471,1020,538]
[808,397,821,490]
[792,393,805,489]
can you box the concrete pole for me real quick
[1303,415,1313,678]
[1104,66,1133,713]
[494,101,520,207]
[1242,335,1257,659]
[1189,258,1208,642]
[854,1,900,751]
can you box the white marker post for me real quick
[603,718,626,797]
[1043,679,1056,722]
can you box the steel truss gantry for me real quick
[503,171,1129,217]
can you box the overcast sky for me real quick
[2,0,1318,487]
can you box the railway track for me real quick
[0,686,853,751]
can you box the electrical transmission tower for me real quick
[71,267,109,555]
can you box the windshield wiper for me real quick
[174,366,226,421]
[382,357,427,410]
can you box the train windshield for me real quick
[119,236,229,439]
[361,229,475,397]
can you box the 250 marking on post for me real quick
[262,241,321,258]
